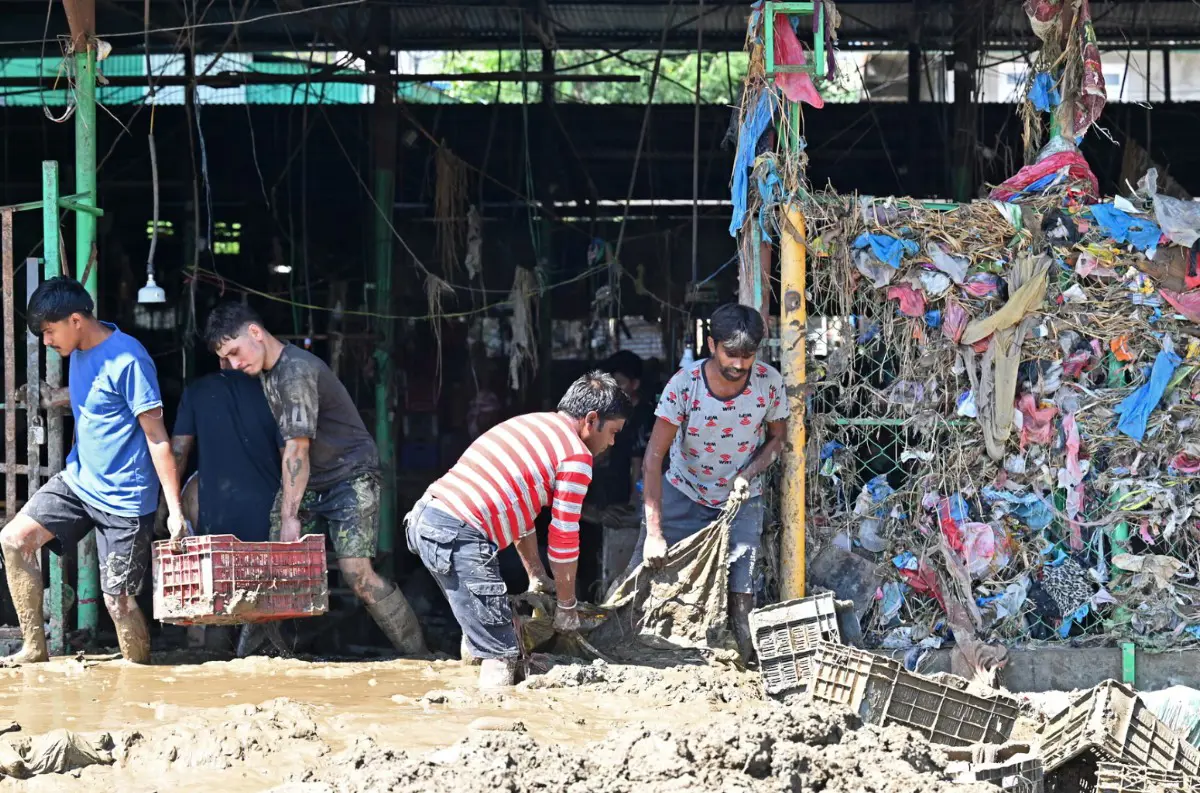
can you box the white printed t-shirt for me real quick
[655,359,788,507]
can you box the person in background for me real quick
[203,302,426,656]
[2,277,187,664]
[598,350,657,504]
[169,358,284,541]
[406,372,630,688]
[634,304,788,660]
[168,357,288,656]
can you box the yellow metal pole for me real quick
[780,204,806,599]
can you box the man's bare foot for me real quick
[0,645,49,666]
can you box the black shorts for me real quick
[20,473,155,596]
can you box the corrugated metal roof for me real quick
[0,54,452,106]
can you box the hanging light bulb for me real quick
[138,272,166,304]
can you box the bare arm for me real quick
[170,435,194,486]
[139,409,184,517]
[281,438,311,521]
[642,418,678,541]
[44,386,70,409]
[514,531,550,583]
[549,558,577,606]
[738,420,786,482]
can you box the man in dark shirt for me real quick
[169,363,284,541]
[596,350,657,504]
[201,302,426,656]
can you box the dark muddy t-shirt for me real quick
[260,344,379,491]
[174,371,283,541]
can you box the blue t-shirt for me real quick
[62,324,163,517]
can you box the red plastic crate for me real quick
[152,534,329,626]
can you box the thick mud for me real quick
[0,654,990,793]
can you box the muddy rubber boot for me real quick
[730,593,756,664]
[237,624,266,658]
[460,636,482,666]
[366,585,427,656]
[478,658,519,689]
[113,611,151,664]
[1,544,48,664]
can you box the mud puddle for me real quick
[0,656,759,793]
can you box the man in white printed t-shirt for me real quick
[630,303,788,660]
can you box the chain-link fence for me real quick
[791,193,1200,650]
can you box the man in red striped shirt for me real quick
[406,371,630,688]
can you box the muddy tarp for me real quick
[588,490,746,656]
[0,729,113,779]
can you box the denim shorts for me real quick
[627,481,764,595]
[405,498,518,660]
[21,473,154,596]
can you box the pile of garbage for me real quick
[801,165,1200,652]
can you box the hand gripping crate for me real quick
[153,534,329,625]
[808,642,1020,747]
[1095,763,1199,793]
[1039,681,1200,793]
[749,592,841,695]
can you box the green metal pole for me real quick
[42,161,67,656]
[371,43,398,567]
[74,47,100,637]
[373,168,396,561]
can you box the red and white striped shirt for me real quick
[427,412,593,564]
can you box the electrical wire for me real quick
[187,263,608,322]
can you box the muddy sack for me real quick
[0,729,113,778]
[590,489,747,654]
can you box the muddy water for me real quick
[0,655,739,793]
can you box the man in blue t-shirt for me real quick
[0,277,187,664]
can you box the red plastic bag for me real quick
[773,14,824,108]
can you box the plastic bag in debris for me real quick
[1140,687,1200,749]
[1112,553,1187,591]
[0,729,113,779]
[1029,71,1061,112]
[989,150,1099,203]
[854,232,918,269]
[1017,393,1058,448]
[1161,289,1200,324]
[854,249,895,288]
[1088,203,1163,252]
[981,486,1053,531]
[919,270,952,297]
[943,302,969,342]
[595,489,749,653]
[886,283,926,317]
[926,243,969,284]
[1143,168,1200,248]
[772,12,824,108]
[1114,346,1182,441]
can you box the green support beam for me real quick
[41,161,67,656]
[371,42,398,568]
[74,46,100,638]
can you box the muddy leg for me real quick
[103,594,151,664]
[729,592,755,663]
[0,516,53,664]
[340,557,427,655]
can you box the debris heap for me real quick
[801,172,1200,650]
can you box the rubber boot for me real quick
[113,610,151,664]
[366,585,427,656]
[730,593,756,664]
[460,636,482,666]
[478,658,519,689]
[1,543,48,664]
[236,622,291,658]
